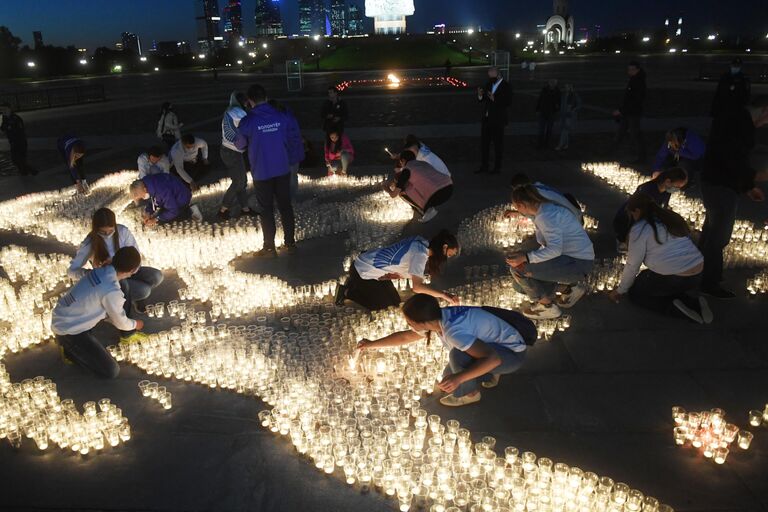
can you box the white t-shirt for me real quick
[439,306,526,353]
[417,145,450,176]
[354,236,429,280]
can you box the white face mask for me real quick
[99,232,113,239]
[143,192,150,200]
[666,186,681,194]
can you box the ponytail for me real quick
[511,184,549,207]
[402,293,442,345]
[425,230,459,278]
[626,192,690,244]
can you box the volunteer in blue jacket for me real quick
[129,173,192,226]
[52,246,147,378]
[336,231,460,311]
[269,99,305,198]
[57,135,87,192]
[653,127,705,176]
[357,294,535,407]
[68,208,163,315]
[235,84,301,258]
[505,184,595,320]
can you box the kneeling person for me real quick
[52,247,147,379]
[130,173,193,226]
[358,294,534,407]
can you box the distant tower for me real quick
[545,0,574,49]
[330,0,347,36]
[196,0,222,53]
[33,31,43,49]
[347,2,364,35]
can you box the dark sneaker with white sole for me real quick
[701,286,736,299]
[673,299,704,324]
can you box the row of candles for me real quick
[671,407,754,465]
[137,380,173,410]
[581,162,768,269]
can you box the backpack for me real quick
[481,306,538,346]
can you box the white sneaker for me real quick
[481,374,500,389]
[698,296,713,324]
[523,302,562,319]
[419,207,438,223]
[558,284,586,309]
[673,299,703,324]
[190,204,203,222]
[440,392,481,407]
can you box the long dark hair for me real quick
[510,184,549,207]
[652,166,687,186]
[425,230,459,278]
[402,293,442,344]
[159,102,173,116]
[626,192,690,244]
[325,125,343,153]
[89,208,119,266]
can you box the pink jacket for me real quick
[397,160,453,211]
[324,134,354,162]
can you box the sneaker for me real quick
[282,244,297,254]
[60,346,73,365]
[698,296,713,324]
[217,209,231,221]
[419,208,439,223]
[439,392,481,407]
[701,285,736,299]
[672,299,704,324]
[481,374,500,389]
[334,283,348,306]
[557,284,586,309]
[133,300,147,315]
[254,248,277,259]
[190,204,203,222]
[523,302,562,320]
[119,332,149,345]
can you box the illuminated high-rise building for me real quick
[223,0,243,45]
[121,32,142,55]
[196,0,222,52]
[347,2,364,35]
[330,0,347,36]
[255,0,284,36]
[299,0,325,36]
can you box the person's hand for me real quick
[503,209,519,219]
[651,170,662,179]
[135,319,144,330]
[607,289,622,303]
[747,187,765,202]
[144,217,158,227]
[488,92,495,102]
[378,272,402,281]
[356,339,373,351]
[443,293,460,305]
[505,253,527,268]
[190,182,200,192]
[437,373,464,394]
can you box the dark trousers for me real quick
[254,173,295,250]
[10,141,35,175]
[613,210,632,243]
[120,266,164,316]
[628,270,701,316]
[614,115,646,161]
[537,113,556,148]
[481,119,505,171]
[699,181,739,288]
[424,184,454,211]
[220,146,249,209]
[344,265,401,311]
[56,330,121,379]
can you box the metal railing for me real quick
[698,63,768,83]
[0,84,106,112]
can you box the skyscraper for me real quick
[121,32,142,55]
[196,0,222,52]
[32,31,43,49]
[223,0,243,45]
[254,0,283,36]
[347,2,364,35]
[299,0,325,36]
[330,0,347,36]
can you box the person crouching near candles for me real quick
[384,150,453,224]
[505,184,595,320]
[324,125,354,176]
[68,208,163,315]
[52,247,148,378]
[608,192,712,323]
[357,294,536,407]
[129,173,193,227]
[335,230,460,311]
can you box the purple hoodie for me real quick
[653,129,706,170]
[235,102,297,181]
[143,173,191,222]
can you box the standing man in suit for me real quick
[476,67,512,175]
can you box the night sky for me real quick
[0,0,764,51]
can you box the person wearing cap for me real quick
[711,58,751,118]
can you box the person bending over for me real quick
[52,246,148,378]
[170,133,209,191]
[357,294,535,407]
[68,208,163,315]
[505,184,595,320]
[129,173,193,226]
[57,135,87,193]
[336,231,460,311]
[609,192,711,324]
[385,150,453,224]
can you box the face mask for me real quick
[730,67,740,75]
[666,186,681,194]
[143,192,150,200]
[99,232,113,238]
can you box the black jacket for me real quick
[0,112,26,146]
[536,86,561,116]
[321,99,348,131]
[479,79,512,126]
[703,107,756,193]
[711,71,751,118]
[620,69,647,117]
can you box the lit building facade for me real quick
[299,0,325,36]
[330,0,347,36]
[365,0,414,35]
[347,2,365,35]
[544,0,575,48]
[121,32,142,55]
[223,0,243,45]
[255,0,284,36]
[197,0,222,52]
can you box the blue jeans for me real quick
[220,146,249,209]
[120,266,163,315]
[510,255,593,301]
[443,346,526,397]
[56,330,121,379]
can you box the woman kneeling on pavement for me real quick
[608,192,712,323]
[357,294,536,407]
[505,184,595,319]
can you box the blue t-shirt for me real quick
[439,306,527,353]
[354,236,429,280]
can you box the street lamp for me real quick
[79,59,87,65]
[642,36,650,42]
[467,28,474,35]
[313,34,320,41]
[140,56,147,62]
[26,61,36,68]
[707,34,716,40]
[262,43,268,49]
[515,33,521,39]
[198,53,206,59]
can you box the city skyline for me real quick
[0,0,764,51]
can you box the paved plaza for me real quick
[1,55,768,511]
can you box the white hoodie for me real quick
[52,266,137,335]
[68,224,140,280]
[137,153,171,179]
